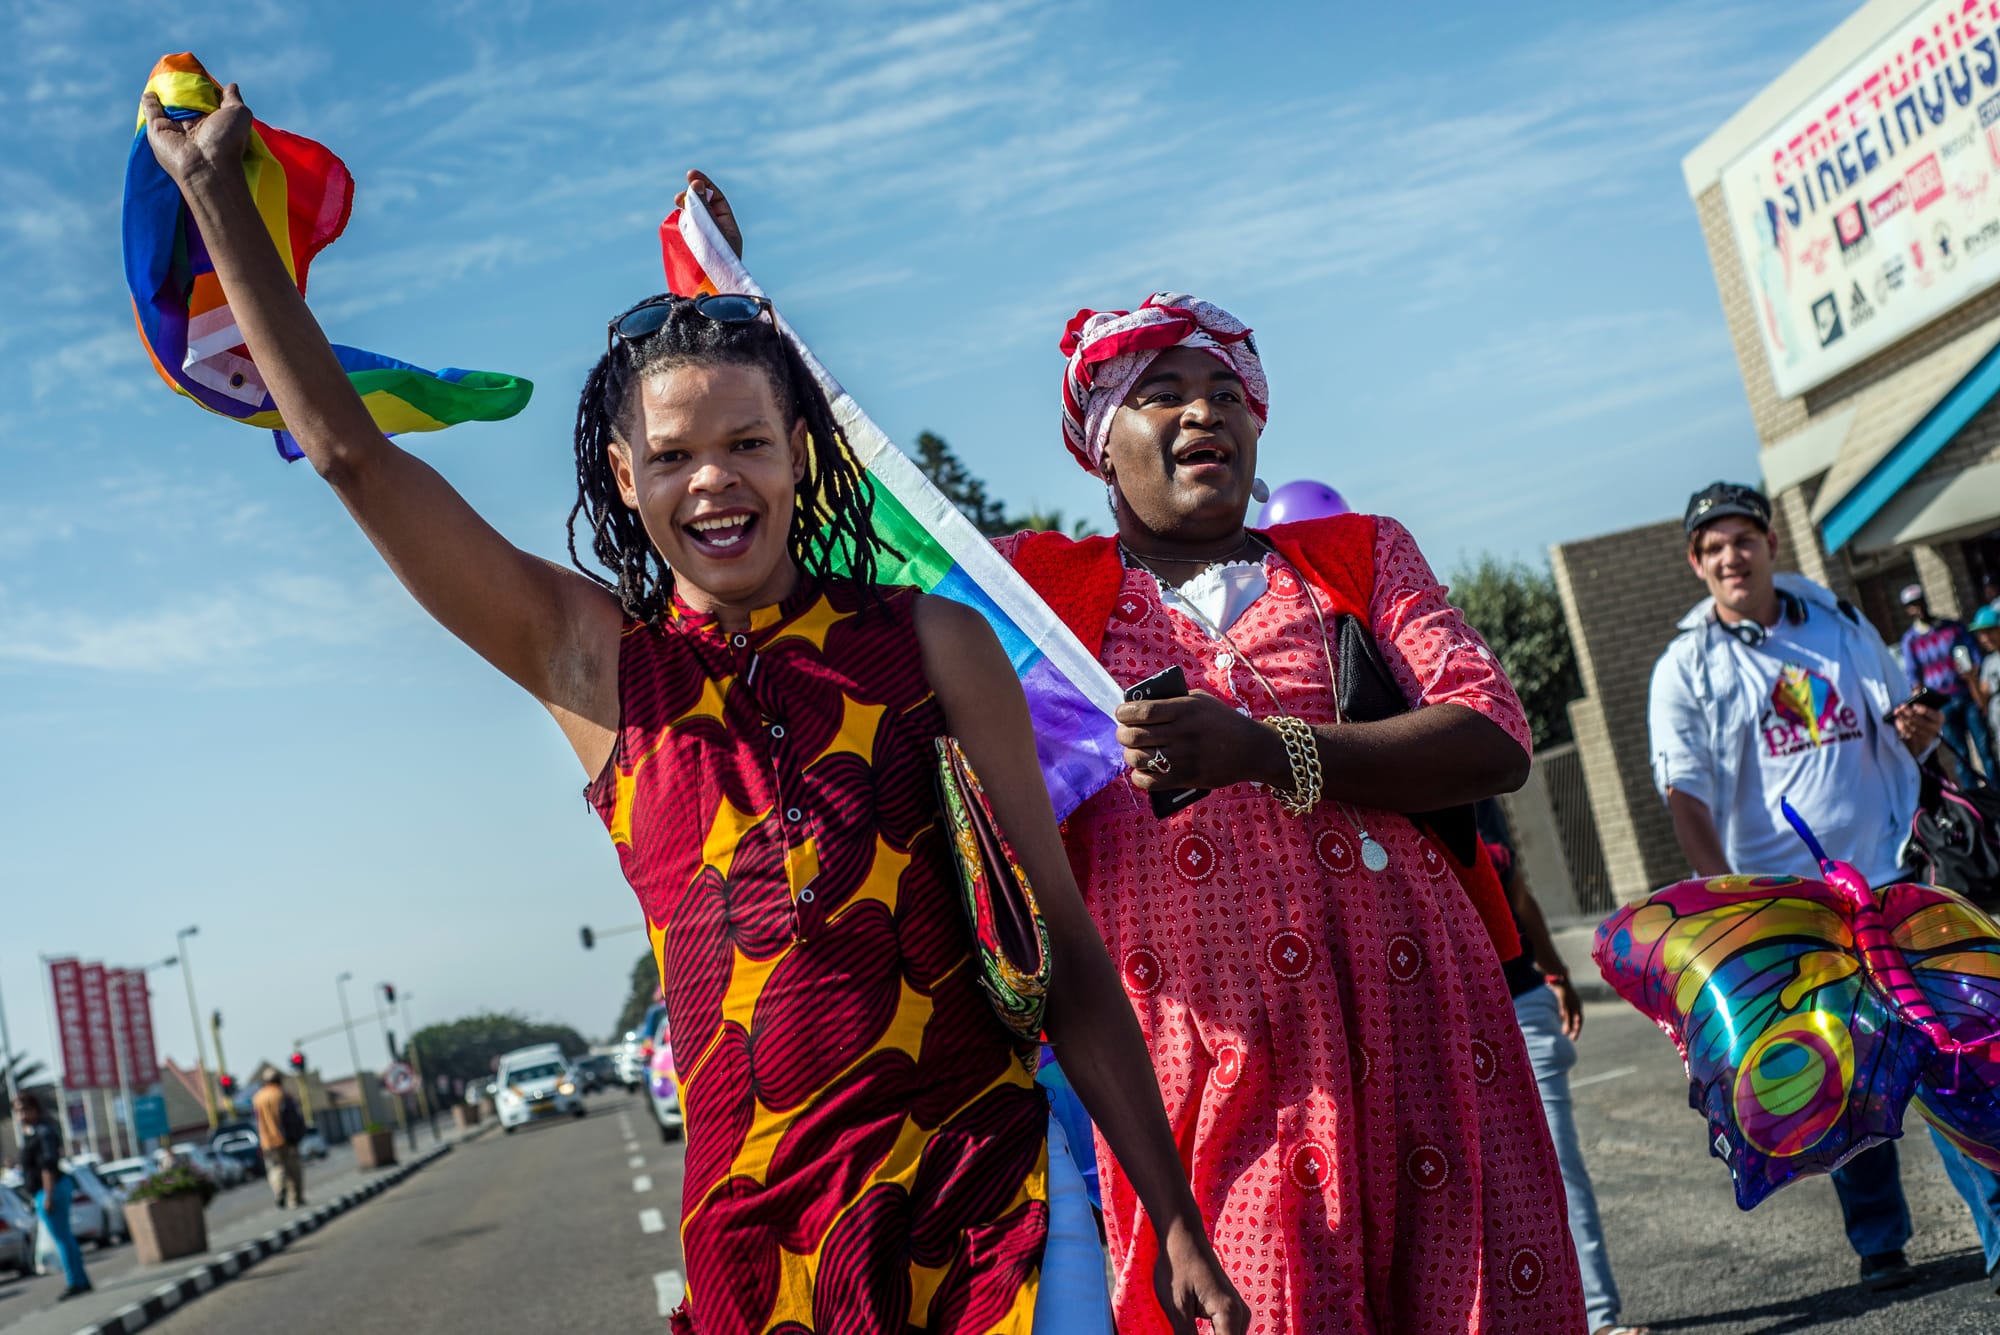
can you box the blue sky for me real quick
[2,0,1858,1087]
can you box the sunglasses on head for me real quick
[607,293,772,356]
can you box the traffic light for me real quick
[580,926,595,950]
[218,1073,236,1096]
[381,982,396,1006]
[289,1051,306,1073]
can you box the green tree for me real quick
[913,431,1011,537]
[405,1012,592,1085]
[1014,507,1100,539]
[1446,555,1582,750]
[613,951,661,1040]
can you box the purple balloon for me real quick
[1257,480,1349,528]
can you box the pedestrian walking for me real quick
[1479,809,1646,1335]
[1649,481,2000,1294]
[1900,583,2000,778]
[138,79,1244,1335]
[12,1092,89,1299]
[1967,607,2000,746]
[252,1068,306,1208]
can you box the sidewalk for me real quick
[0,1120,475,1335]
[1548,916,1616,1001]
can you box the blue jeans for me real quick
[1515,986,1622,1332]
[1943,692,2000,780]
[34,1176,88,1291]
[1829,1140,1910,1256]
[1930,1127,2000,1273]
[1032,1112,1112,1333]
[1830,1131,2000,1267]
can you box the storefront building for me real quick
[1556,0,2000,902]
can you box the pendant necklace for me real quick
[1120,538,1390,872]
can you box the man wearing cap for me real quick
[1966,606,2000,750]
[1649,481,2000,1293]
[1900,584,1999,779]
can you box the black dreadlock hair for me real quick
[567,294,889,622]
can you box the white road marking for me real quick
[624,1140,640,1153]
[633,1173,654,1193]
[628,1154,646,1169]
[639,1208,665,1234]
[655,1269,686,1315]
[1570,1065,1639,1090]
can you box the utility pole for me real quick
[38,959,67,1153]
[176,926,218,1131]
[335,973,376,1131]
[109,980,134,1159]
[399,992,436,1142]
[376,984,412,1151]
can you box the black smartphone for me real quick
[1907,686,1949,711]
[1123,666,1208,819]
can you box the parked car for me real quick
[493,1044,585,1132]
[299,1127,328,1161]
[0,1186,36,1276]
[95,1156,159,1194]
[210,1121,265,1177]
[170,1142,242,1188]
[64,1163,129,1250]
[644,1011,682,1144]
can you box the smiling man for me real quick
[1646,480,2000,1296]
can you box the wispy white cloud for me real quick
[0,572,410,672]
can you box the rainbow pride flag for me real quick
[123,54,532,460]
[662,196,1125,818]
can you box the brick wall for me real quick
[1550,520,1705,901]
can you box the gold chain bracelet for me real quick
[1272,716,1323,816]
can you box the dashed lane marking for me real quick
[624,1140,640,1153]
[639,1207,665,1234]
[1571,1065,1638,1090]
[628,1154,646,1169]
[655,1269,686,1316]
[633,1173,654,1193]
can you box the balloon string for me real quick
[1780,797,1831,868]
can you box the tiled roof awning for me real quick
[1813,316,2000,552]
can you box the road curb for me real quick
[76,1138,467,1335]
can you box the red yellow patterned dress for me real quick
[585,579,1049,1334]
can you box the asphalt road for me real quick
[0,1129,404,1333]
[150,1092,684,1335]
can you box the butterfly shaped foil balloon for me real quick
[1594,800,2000,1209]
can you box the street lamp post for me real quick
[175,927,218,1131]
[0,969,18,1106]
[335,973,376,1130]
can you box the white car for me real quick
[493,1044,586,1132]
[643,1012,683,1143]
[63,1164,128,1250]
[0,1187,36,1276]
[299,1128,329,1161]
[95,1156,159,1194]
[169,1142,243,1188]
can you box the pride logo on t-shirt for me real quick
[1764,664,1864,757]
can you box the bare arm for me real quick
[915,596,1247,1335]
[1666,789,1732,878]
[142,86,622,772]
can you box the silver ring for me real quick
[1146,749,1172,775]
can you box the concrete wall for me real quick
[1551,521,1704,902]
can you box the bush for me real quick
[127,1162,217,1207]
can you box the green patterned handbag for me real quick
[935,736,1052,1043]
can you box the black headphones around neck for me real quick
[1716,590,1806,647]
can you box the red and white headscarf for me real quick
[1059,293,1268,477]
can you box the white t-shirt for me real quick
[1686,609,1905,884]
[1982,653,2000,742]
